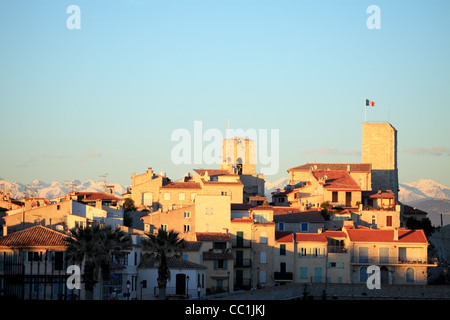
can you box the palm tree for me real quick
[141,228,186,300]
[65,224,132,300]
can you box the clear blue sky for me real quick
[1,0,449,187]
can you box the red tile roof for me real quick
[368,190,395,199]
[275,231,294,243]
[0,225,71,247]
[312,170,360,191]
[288,163,371,172]
[323,230,347,238]
[73,192,123,202]
[295,233,327,242]
[161,182,201,189]
[195,232,232,242]
[347,228,428,243]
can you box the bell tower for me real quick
[362,122,399,201]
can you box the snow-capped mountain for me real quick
[0,178,127,200]
[399,179,450,203]
[264,176,289,202]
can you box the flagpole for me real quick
[365,102,367,123]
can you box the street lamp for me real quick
[126,280,130,300]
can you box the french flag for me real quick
[365,99,375,107]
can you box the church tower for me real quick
[362,122,399,201]
[221,137,256,175]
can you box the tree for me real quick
[65,224,132,300]
[124,198,136,212]
[140,228,186,300]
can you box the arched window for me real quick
[406,268,415,283]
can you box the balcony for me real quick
[274,272,293,282]
[327,246,348,254]
[351,256,437,266]
[234,259,251,268]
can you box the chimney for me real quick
[393,227,398,241]
[347,164,351,172]
[2,225,7,236]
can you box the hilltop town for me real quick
[0,122,448,300]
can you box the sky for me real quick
[0,0,449,188]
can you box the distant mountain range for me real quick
[1,176,449,226]
[0,178,127,200]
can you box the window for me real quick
[278,222,285,231]
[27,252,42,262]
[179,193,185,201]
[184,224,190,233]
[259,270,267,283]
[359,267,368,283]
[221,191,227,196]
[57,205,60,210]
[278,197,285,203]
[406,268,415,283]
[164,193,170,201]
[260,232,267,244]
[215,259,228,270]
[161,224,168,231]
[300,267,308,279]
[332,191,338,203]
[299,248,307,257]
[386,215,392,227]
[142,193,153,206]
[372,215,376,225]
[280,244,286,256]
[260,252,267,264]
[359,247,369,263]
[300,223,309,232]
[184,211,191,218]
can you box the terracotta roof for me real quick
[312,170,360,191]
[322,230,347,238]
[295,233,327,242]
[201,179,243,186]
[73,192,123,202]
[346,228,428,243]
[161,182,201,189]
[0,225,71,247]
[195,232,232,242]
[273,210,324,223]
[231,217,253,223]
[368,190,395,199]
[194,169,230,176]
[288,163,371,173]
[275,231,294,243]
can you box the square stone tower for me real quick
[362,122,399,201]
[221,137,256,175]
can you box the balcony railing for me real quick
[234,259,251,268]
[274,272,293,281]
[327,246,348,254]
[351,256,436,265]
